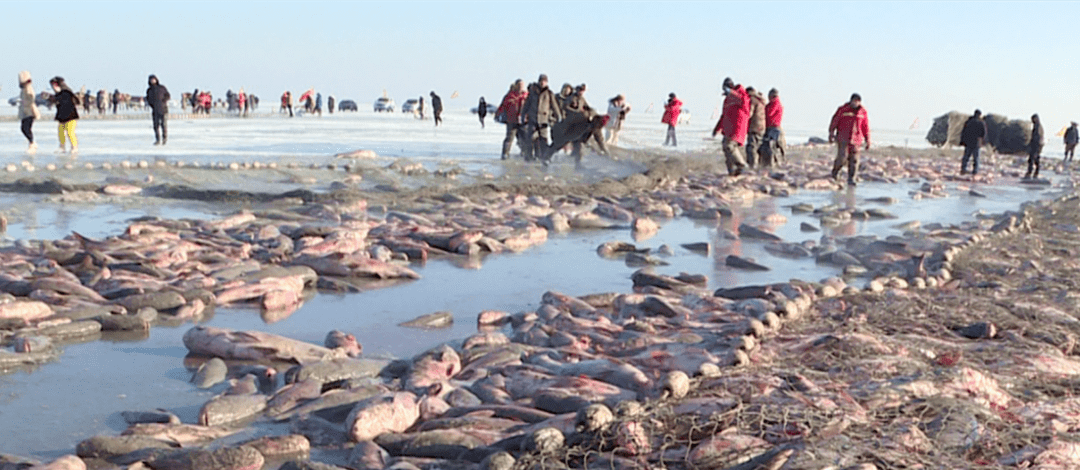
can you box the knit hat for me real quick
[18,70,31,85]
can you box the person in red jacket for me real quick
[762,88,785,166]
[828,93,871,186]
[661,92,682,146]
[713,77,751,176]
[496,79,528,160]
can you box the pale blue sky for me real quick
[4,1,1077,135]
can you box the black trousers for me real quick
[153,113,167,142]
[20,117,33,143]
[1027,145,1042,177]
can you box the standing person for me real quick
[146,75,171,145]
[959,109,987,175]
[238,88,247,116]
[828,93,871,186]
[327,95,335,114]
[82,88,92,114]
[477,97,487,128]
[548,83,608,163]
[661,93,682,146]
[49,76,80,154]
[200,91,212,114]
[17,71,41,154]
[572,83,608,158]
[496,79,527,160]
[418,96,425,119]
[605,95,630,145]
[430,91,443,126]
[521,74,562,162]
[745,87,766,168]
[712,77,751,176]
[190,88,199,113]
[96,89,106,114]
[1064,122,1078,163]
[111,88,121,114]
[762,88,785,166]
[1025,114,1044,179]
[314,93,322,116]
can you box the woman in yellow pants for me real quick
[49,76,80,154]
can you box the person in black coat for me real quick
[478,97,487,128]
[1026,114,1045,179]
[49,76,80,154]
[430,91,443,126]
[959,109,987,175]
[146,75,171,145]
[1064,122,1078,163]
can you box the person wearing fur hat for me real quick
[48,76,80,154]
[146,74,171,145]
[17,71,41,154]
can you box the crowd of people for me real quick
[494,74,619,166]
[12,71,1071,184]
[278,89,326,117]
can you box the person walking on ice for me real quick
[828,93,871,186]
[1064,121,1078,163]
[17,71,41,154]
[661,93,681,147]
[49,76,80,154]
[959,109,986,175]
[1025,113,1044,179]
[146,74,171,145]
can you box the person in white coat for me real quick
[605,94,630,145]
[17,70,41,153]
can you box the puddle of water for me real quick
[0,194,218,242]
[0,175,1062,459]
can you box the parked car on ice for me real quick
[401,99,420,115]
[338,100,358,112]
[373,97,394,112]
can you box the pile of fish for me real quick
[4,201,1044,470]
[0,150,1069,470]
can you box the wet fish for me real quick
[0,300,53,321]
[182,326,335,365]
[198,394,267,426]
[285,357,391,385]
[192,357,228,389]
[122,423,238,446]
[399,311,453,329]
[120,409,181,425]
[347,392,421,442]
[325,330,363,357]
[272,384,388,421]
[726,255,770,271]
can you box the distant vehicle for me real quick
[338,99,358,112]
[401,99,420,114]
[470,103,497,114]
[373,97,394,112]
[7,94,51,107]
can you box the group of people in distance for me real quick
[16,71,175,153]
[959,111,1078,180]
[712,77,792,178]
[495,74,616,166]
